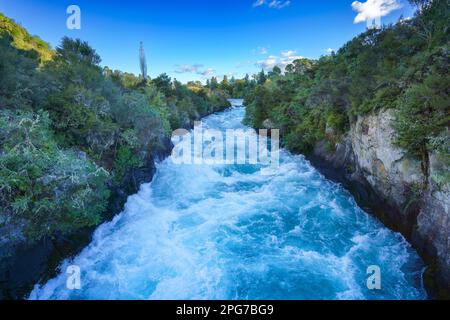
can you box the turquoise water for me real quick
[30,107,426,300]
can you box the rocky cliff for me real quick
[309,109,449,297]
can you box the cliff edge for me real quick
[309,109,449,297]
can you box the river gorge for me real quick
[30,105,427,300]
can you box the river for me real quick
[30,105,426,300]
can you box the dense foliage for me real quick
[243,0,449,178]
[0,12,54,62]
[0,110,109,240]
[0,18,230,241]
[1,0,448,241]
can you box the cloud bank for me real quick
[352,0,402,24]
[174,64,216,77]
[253,0,291,9]
[256,50,303,70]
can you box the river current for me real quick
[30,105,426,300]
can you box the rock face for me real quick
[415,153,450,291]
[351,110,425,208]
[309,108,450,296]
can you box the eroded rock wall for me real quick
[310,108,450,295]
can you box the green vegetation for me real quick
[0,16,230,241]
[206,74,256,101]
[0,12,54,62]
[243,0,449,169]
[0,110,109,240]
[1,0,448,242]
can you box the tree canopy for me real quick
[0,21,231,241]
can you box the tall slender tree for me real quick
[139,41,147,80]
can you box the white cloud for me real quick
[199,68,216,77]
[280,55,303,68]
[352,0,402,24]
[253,46,269,55]
[256,50,304,70]
[256,55,279,70]
[175,64,216,77]
[324,48,337,54]
[281,50,297,57]
[174,64,204,73]
[253,0,266,7]
[269,0,291,9]
[399,16,413,23]
[258,47,268,54]
[253,0,291,9]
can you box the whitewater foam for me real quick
[30,107,427,300]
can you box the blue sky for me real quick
[0,0,415,83]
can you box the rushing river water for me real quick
[30,105,427,300]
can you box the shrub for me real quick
[0,110,110,241]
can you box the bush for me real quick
[113,146,143,183]
[0,110,110,241]
[394,71,449,162]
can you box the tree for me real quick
[244,74,250,84]
[221,75,230,92]
[395,70,449,175]
[210,76,219,90]
[274,66,282,74]
[408,0,431,11]
[0,34,43,110]
[256,69,267,85]
[153,73,173,97]
[291,58,314,77]
[56,37,101,65]
[270,66,282,77]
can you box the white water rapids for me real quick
[30,105,426,300]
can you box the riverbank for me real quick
[0,102,439,300]
[0,143,171,299]
[0,101,234,300]
[1,11,237,299]
[258,113,444,298]
[241,0,449,297]
[306,130,449,299]
[30,106,426,300]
